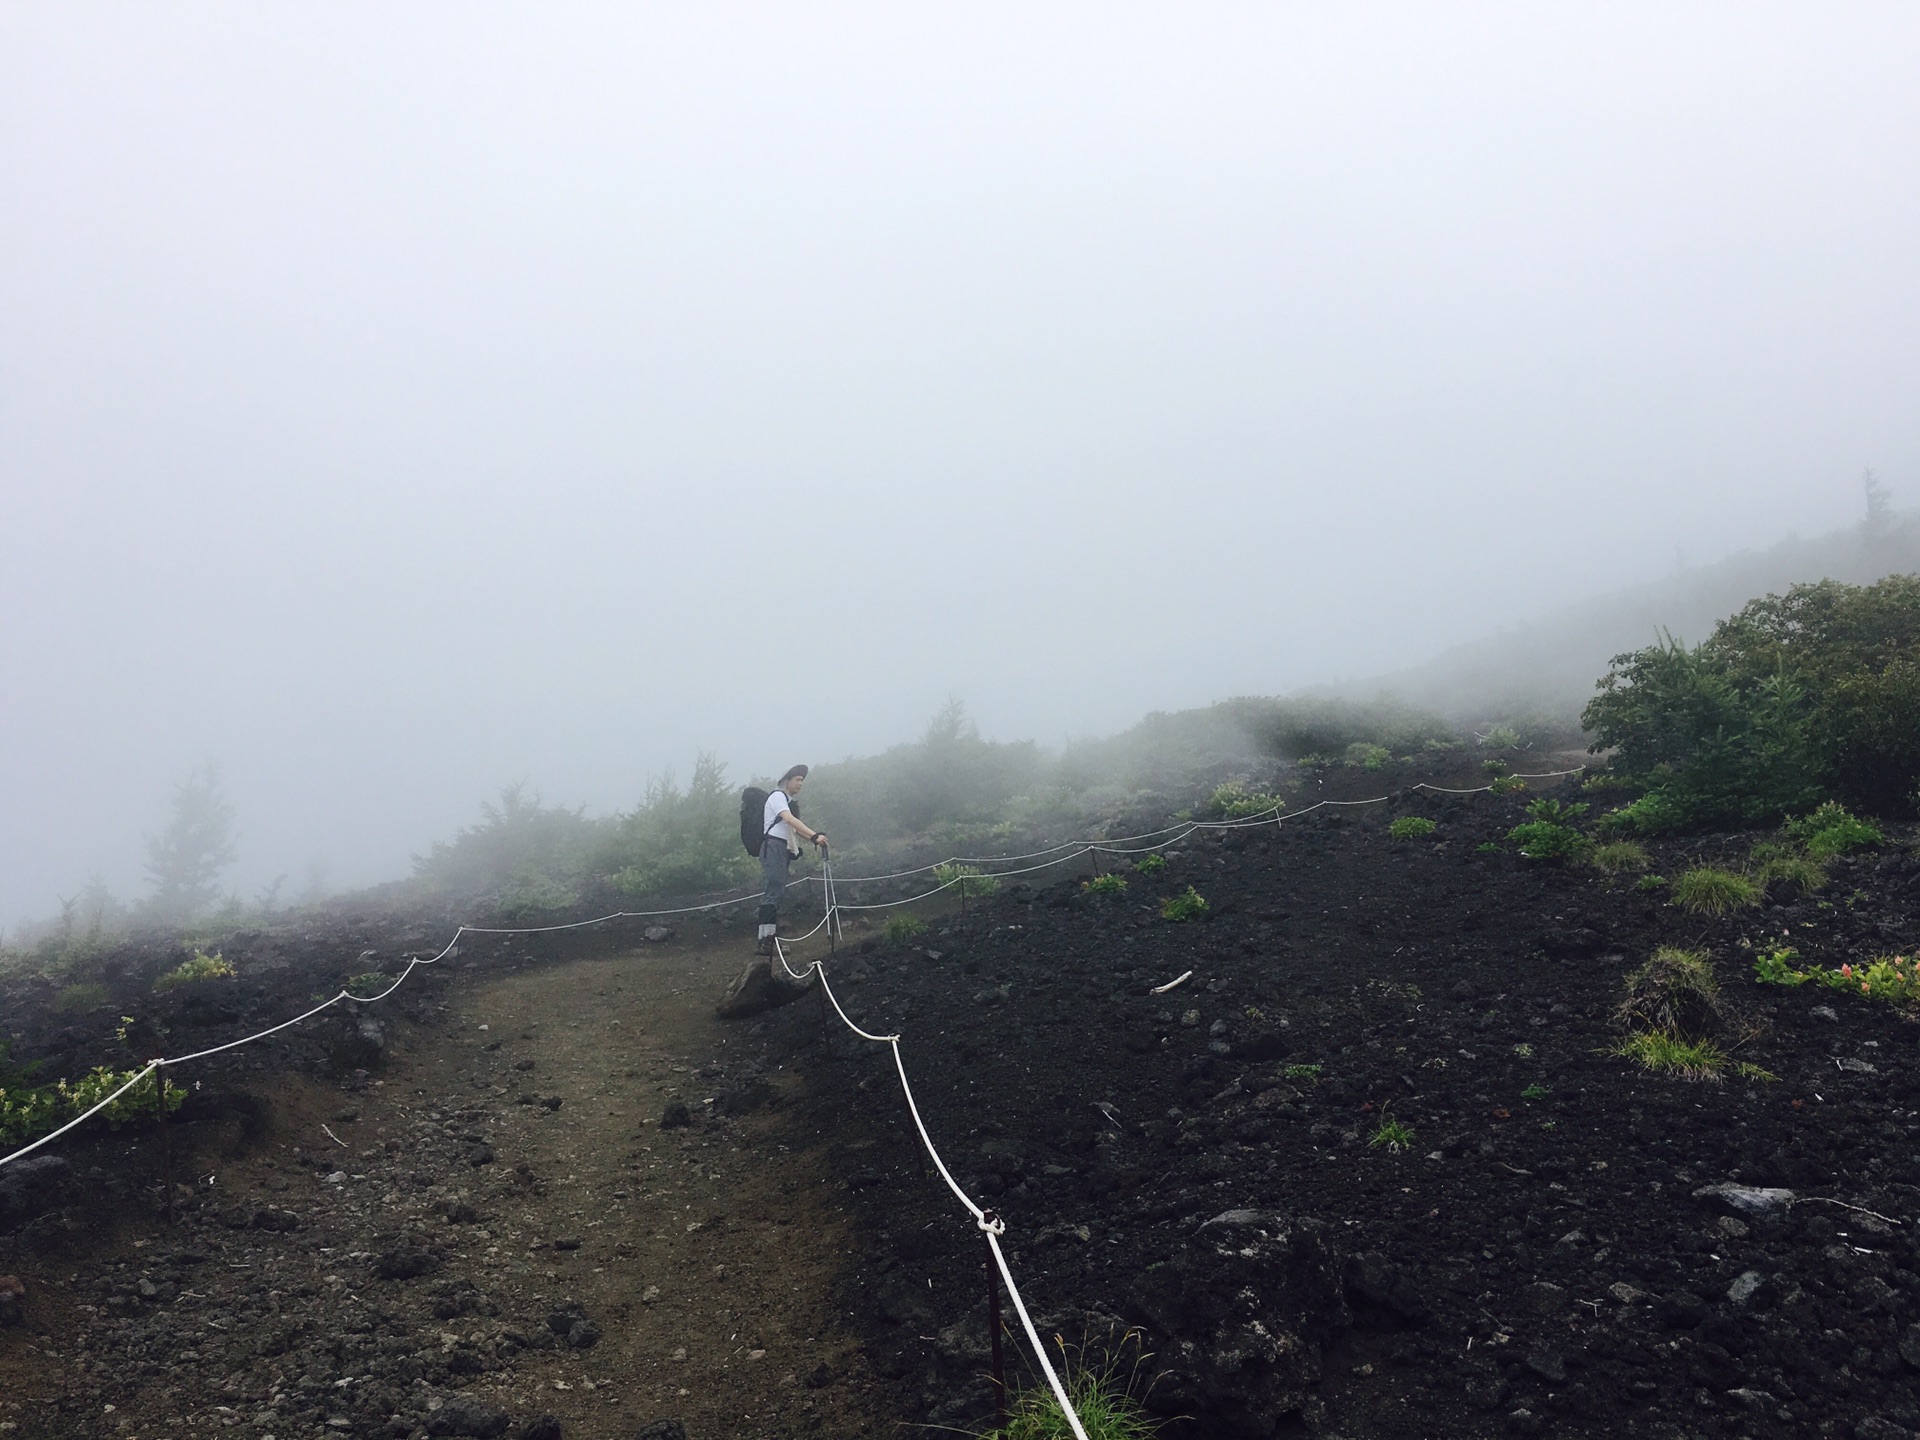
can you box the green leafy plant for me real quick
[1387,816,1437,840]
[1749,841,1828,894]
[154,949,235,991]
[1133,854,1167,876]
[1369,1114,1415,1152]
[1083,873,1128,898]
[1785,801,1884,860]
[344,971,392,999]
[883,914,927,944]
[1203,782,1285,820]
[1587,840,1650,875]
[1636,873,1668,891]
[54,983,110,1014]
[1476,841,1505,855]
[1755,945,1920,1006]
[1159,887,1208,922]
[0,1065,183,1148]
[1346,743,1391,770]
[1282,1062,1322,1083]
[1521,1083,1550,1100]
[1488,775,1528,795]
[1669,867,1760,915]
[1507,797,1591,863]
[934,863,1000,900]
[1512,1043,1534,1058]
[1482,758,1513,777]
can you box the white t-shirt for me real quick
[764,788,795,843]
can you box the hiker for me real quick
[757,765,828,963]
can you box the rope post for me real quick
[153,1061,173,1224]
[1088,846,1102,879]
[985,1216,1008,1430]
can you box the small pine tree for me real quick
[143,763,238,924]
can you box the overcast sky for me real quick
[3,4,1918,924]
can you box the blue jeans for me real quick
[758,837,791,929]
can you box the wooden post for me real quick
[154,1061,173,1223]
[985,1225,1007,1429]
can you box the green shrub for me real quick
[1669,867,1760,915]
[1636,873,1668,891]
[1133,854,1167,876]
[933,863,1000,900]
[155,950,234,991]
[1488,775,1528,795]
[882,914,928,944]
[1203,782,1285,820]
[0,1065,184,1148]
[1785,801,1883,859]
[1282,1062,1322,1083]
[1083,873,1128,897]
[1387,816,1436,840]
[1520,1083,1550,1101]
[1507,798,1590,863]
[1159,887,1208,922]
[1345,743,1391,770]
[1582,576,1920,828]
[1483,758,1512,776]
[1755,944,1920,1006]
[1587,840,1650,875]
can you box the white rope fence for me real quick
[0,765,1581,1175]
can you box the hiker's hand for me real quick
[813,833,830,851]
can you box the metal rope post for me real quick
[153,1060,173,1223]
[985,1216,1008,1430]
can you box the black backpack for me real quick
[740,787,771,855]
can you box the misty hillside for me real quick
[1354,504,1920,725]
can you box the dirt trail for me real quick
[1,930,902,1440]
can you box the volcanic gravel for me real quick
[765,786,1920,1439]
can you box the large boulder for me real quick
[715,962,813,1019]
[1126,1210,1348,1436]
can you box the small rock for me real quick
[0,1274,24,1327]
[1523,1347,1565,1384]
[806,1362,832,1387]
[1724,1388,1777,1411]
[540,1096,563,1112]
[512,1059,536,1072]
[643,926,674,943]
[466,1144,495,1167]
[1727,1270,1770,1307]
[1450,980,1478,1001]
[566,1320,601,1349]
[1714,1215,1750,1239]
[425,1393,510,1438]
[1899,1323,1920,1370]
[1522,1281,1567,1316]
[1608,1282,1647,1304]
[1837,1057,1880,1074]
[1693,1182,1795,1218]
[1857,1418,1915,1440]
[517,1417,564,1440]
[1655,1290,1708,1329]
[635,1423,687,1440]
[374,1245,440,1280]
[971,987,1009,1006]
[553,1236,581,1252]
[660,1100,692,1130]
[1811,1005,1839,1022]
[1180,1009,1201,1028]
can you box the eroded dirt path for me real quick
[1,930,898,1440]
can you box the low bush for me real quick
[1159,887,1208,922]
[1282,1062,1322,1083]
[882,915,927,945]
[1669,867,1760,915]
[1785,801,1884,860]
[0,1065,184,1148]
[1133,854,1167,876]
[155,949,234,991]
[1202,782,1284,820]
[1488,775,1528,795]
[1755,945,1920,1006]
[1507,798,1590,863]
[1083,873,1128,897]
[1387,816,1437,840]
[933,863,1000,900]
[54,983,110,1013]
[1345,743,1391,770]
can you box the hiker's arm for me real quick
[777,808,828,847]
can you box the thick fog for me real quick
[4,5,1918,925]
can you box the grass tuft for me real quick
[1611,1030,1729,1081]
[1587,840,1650,876]
[1669,866,1760,915]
